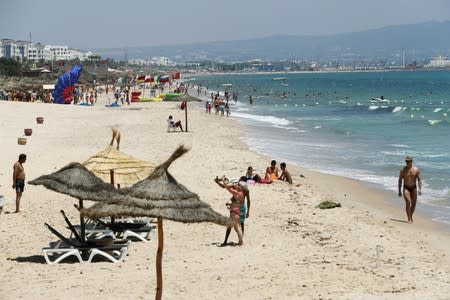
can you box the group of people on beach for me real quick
[0,89,54,103]
[215,155,424,246]
[205,91,231,117]
[215,159,294,246]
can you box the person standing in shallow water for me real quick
[12,154,26,213]
[398,156,422,223]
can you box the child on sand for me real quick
[279,162,293,184]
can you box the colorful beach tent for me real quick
[52,65,83,104]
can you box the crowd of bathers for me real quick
[204,91,232,117]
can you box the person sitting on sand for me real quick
[278,162,293,184]
[242,166,261,183]
[215,176,244,246]
[167,115,184,132]
[265,160,279,181]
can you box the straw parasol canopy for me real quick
[172,93,201,132]
[81,145,231,300]
[28,162,124,245]
[171,93,201,102]
[82,145,231,226]
[28,162,121,202]
[83,128,155,186]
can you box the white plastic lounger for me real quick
[42,247,83,264]
[43,223,130,264]
[42,243,129,265]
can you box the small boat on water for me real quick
[222,83,233,87]
[272,77,287,81]
[370,96,390,104]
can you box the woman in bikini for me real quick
[215,177,244,246]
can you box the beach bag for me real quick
[0,195,4,208]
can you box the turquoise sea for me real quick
[194,70,450,226]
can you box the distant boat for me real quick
[272,77,287,81]
[370,96,390,104]
[222,83,233,87]
[280,83,289,86]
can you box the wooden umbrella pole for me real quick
[184,101,188,132]
[110,170,115,224]
[79,199,86,247]
[155,218,164,300]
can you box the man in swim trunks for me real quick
[215,177,244,246]
[398,156,422,223]
[12,154,26,213]
[265,160,279,181]
[238,181,250,235]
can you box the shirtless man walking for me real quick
[12,154,27,213]
[398,156,422,223]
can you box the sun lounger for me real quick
[84,215,156,243]
[96,219,156,243]
[43,223,130,264]
[74,204,155,242]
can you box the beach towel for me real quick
[258,178,272,184]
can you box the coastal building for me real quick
[43,45,71,61]
[425,55,450,68]
[151,56,174,66]
[28,43,45,61]
[0,38,95,62]
[128,56,175,66]
[1,39,20,59]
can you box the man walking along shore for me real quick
[398,155,422,223]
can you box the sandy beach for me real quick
[1,91,450,300]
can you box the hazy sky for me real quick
[1,0,450,49]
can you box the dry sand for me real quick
[1,91,450,299]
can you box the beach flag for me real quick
[137,75,145,84]
[159,75,170,84]
[171,71,180,80]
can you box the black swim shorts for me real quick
[15,179,25,193]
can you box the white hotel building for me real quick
[0,38,94,62]
[425,55,450,68]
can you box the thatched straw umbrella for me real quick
[28,163,123,245]
[83,128,155,187]
[81,145,231,300]
[169,93,201,132]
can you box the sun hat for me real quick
[405,156,413,161]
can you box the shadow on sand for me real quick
[389,218,409,223]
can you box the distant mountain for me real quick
[93,21,450,62]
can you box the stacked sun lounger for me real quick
[42,223,131,265]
